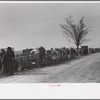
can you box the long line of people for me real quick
[0,46,100,77]
[29,46,77,67]
[29,46,100,68]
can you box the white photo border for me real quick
[0,1,100,99]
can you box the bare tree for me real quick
[60,16,91,54]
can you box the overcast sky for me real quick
[0,3,100,50]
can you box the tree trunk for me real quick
[76,45,79,56]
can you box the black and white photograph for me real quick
[0,2,99,83]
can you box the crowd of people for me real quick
[30,46,79,67]
[0,47,15,76]
[29,46,100,68]
[0,46,100,77]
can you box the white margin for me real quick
[0,1,100,3]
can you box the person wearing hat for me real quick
[2,47,15,76]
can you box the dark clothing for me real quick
[0,62,2,70]
[2,50,15,75]
[39,47,46,56]
[0,53,5,69]
[39,47,46,65]
[13,59,18,72]
[0,52,5,75]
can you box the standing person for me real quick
[0,49,5,75]
[39,46,46,65]
[2,47,15,76]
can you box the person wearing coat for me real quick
[0,49,5,75]
[2,47,15,76]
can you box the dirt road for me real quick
[0,53,100,83]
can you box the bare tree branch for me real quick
[60,16,91,53]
